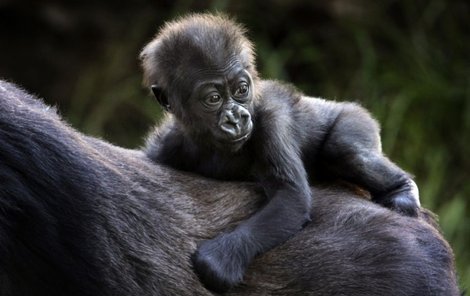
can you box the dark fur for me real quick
[0,80,460,295]
[140,13,421,292]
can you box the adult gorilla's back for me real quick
[0,80,459,295]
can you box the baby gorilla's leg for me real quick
[320,103,420,217]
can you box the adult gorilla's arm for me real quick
[0,81,460,296]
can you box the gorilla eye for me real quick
[234,82,249,98]
[205,93,222,106]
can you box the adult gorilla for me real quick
[0,80,460,295]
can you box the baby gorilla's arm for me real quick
[192,136,312,293]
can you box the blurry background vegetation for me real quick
[0,0,468,291]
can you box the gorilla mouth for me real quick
[229,120,253,144]
[230,130,252,143]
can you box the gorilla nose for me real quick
[224,112,239,125]
[220,108,251,137]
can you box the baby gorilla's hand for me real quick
[191,231,252,293]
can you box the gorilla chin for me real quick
[215,131,252,153]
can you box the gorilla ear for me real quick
[151,85,171,112]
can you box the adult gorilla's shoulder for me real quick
[0,80,460,295]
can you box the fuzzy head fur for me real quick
[140,13,258,101]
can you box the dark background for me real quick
[0,0,468,290]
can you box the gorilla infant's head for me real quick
[141,14,259,151]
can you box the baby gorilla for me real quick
[140,13,420,293]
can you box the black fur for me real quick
[0,80,461,295]
[140,13,421,292]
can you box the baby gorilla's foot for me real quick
[192,231,251,293]
[375,180,420,217]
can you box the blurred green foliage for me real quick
[0,0,468,291]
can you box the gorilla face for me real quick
[183,65,255,152]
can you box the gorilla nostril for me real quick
[242,114,250,124]
[224,112,238,125]
[240,114,251,129]
[240,109,250,120]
